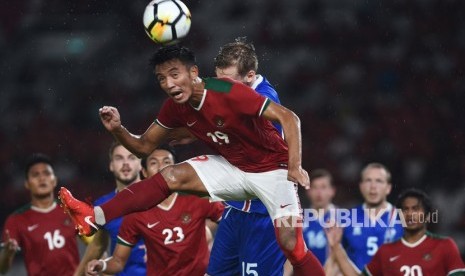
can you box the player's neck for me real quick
[31,194,55,209]
[189,78,206,108]
[403,227,427,244]
[115,179,139,192]
[364,201,388,216]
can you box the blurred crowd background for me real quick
[1,0,464,267]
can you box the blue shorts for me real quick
[207,207,286,276]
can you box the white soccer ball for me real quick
[143,0,191,45]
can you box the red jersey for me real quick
[1,202,79,276]
[117,194,224,275]
[364,232,465,276]
[156,77,289,172]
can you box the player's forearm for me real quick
[74,234,108,275]
[111,125,156,158]
[281,111,302,169]
[0,249,14,274]
[102,257,125,274]
[331,244,360,276]
[323,254,342,276]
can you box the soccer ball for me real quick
[143,0,191,45]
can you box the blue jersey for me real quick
[226,75,282,215]
[303,206,334,265]
[95,191,146,276]
[207,207,285,276]
[342,203,404,272]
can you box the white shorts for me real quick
[185,155,301,220]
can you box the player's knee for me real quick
[160,164,190,191]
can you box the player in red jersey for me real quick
[0,154,80,275]
[59,45,325,275]
[326,188,465,276]
[86,145,224,275]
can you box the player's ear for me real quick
[386,183,392,195]
[24,180,31,191]
[109,160,114,173]
[244,70,256,84]
[189,65,199,79]
[51,176,57,188]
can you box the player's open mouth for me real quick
[171,91,183,100]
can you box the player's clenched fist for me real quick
[99,106,122,132]
[86,259,104,276]
[287,166,310,190]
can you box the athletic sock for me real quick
[274,221,325,276]
[98,173,171,223]
[293,251,325,276]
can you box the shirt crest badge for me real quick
[181,213,192,224]
[214,116,224,127]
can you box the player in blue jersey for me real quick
[340,162,403,273]
[303,169,340,275]
[74,142,146,276]
[206,38,287,276]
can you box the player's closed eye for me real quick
[157,76,166,83]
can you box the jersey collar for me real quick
[362,202,393,222]
[401,234,427,248]
[31,202,57,213]
[190,89,207,111]
[157,193,178,211]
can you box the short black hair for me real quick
[396,188,433,216]
[141,144,177,169]
[149,44,196,69]
[25,153,54,178]
[309,169,334,186]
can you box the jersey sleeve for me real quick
[116,215,141,248]
[206,202,225,222]
[230,82,270,117]
[443,238,465,275]
[363,246,383,276]
[2,215,20,248]
[155,99,182,129]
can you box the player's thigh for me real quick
[246,170,301,220]
[207,207,241,276]
[186,155,252,202]
[238,212,286,276]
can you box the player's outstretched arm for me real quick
[74,230,109,276]
[325,225,361,276]
[0,231,19,274]
[99,106,170,157]
[262,101,309,189]
[86,244,131,276]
